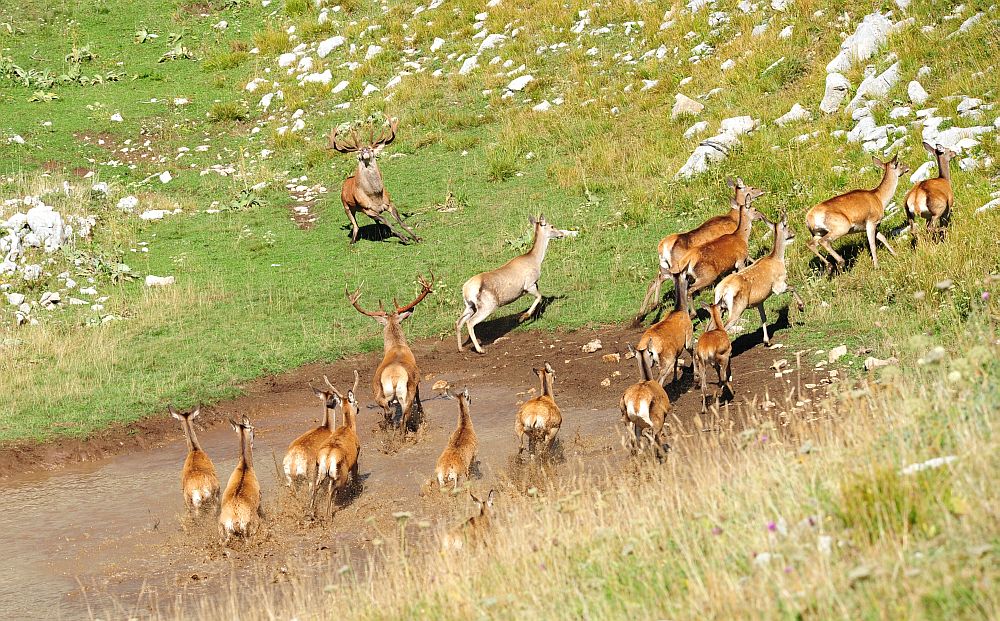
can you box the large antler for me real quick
[392,273,434,315]
[328,125,363,153]
[345,284,388,318]
[371,117,399,148]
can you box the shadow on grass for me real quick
[463,295,562,350]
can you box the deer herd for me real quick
[171,117,960,547]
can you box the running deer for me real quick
[714,213,805,345]
[456,215,576,354]
[671,191,764,313]
[514,362,562,455]
[620,344,671,456]
[329,117,420,245]
[441,489,496,552]
[806,155,909,271]
[904,142,956,242]
[636,273,694,386]
[311,374,362,517]
[219,416,263,544]
[347,274,434,432]
[169,405,220,517]
[635,178,765,323]
[435,388,478,490]
[282,374,353,490]
[694,304,734,412]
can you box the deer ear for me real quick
[725,176,736,188]
[923,141,935,154]
[396,310,414,322]
[169,405,184,421]
[871,156,885,167]
[528,215,536,225]
[229,419,239,431]
[544,362,555,374]
[311,386,328,400]
[486,489,496,506]
[347,390,356,404]
[191,405,201,419]
[462,387,471,401]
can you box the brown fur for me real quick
[170,405,220,516]
[514,363,562,454]
[672,195,762,312]
[311,382,362,517]
[636,274,694,386]
[806,155,909,270]
[441,490,496,551]
[457,215,573,353]
[619,345,671,456]
[282,378,346,489]
[329,118,420,244]
[694,304,734,412]
[636,179,765,322]
[904,142,955,242]
[347,276,433,432]
[435,389,478,490]
[219,417,262,544]
[714,214,805,345]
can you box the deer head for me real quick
[873,154,910,178]
[528,214,575,241]
[469,489,496,515]
[727,177,765,209]
[169,404,201,421]
[346,273,434,326]
[229,416,255,448]
[923,142,957,162]
[328,118,399,168]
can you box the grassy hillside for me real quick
[1,0,997,618]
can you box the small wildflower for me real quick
[983,291,990,301]
[767,521,777,532]
[712,526,723,536]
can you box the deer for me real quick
[714,212,805,346]
[904,142,956,242]
[169,405,220,517]
[219,416,263,545]
[347,274,434,432]
[328,117,420,245]
[311,373,362,517]
[514,362,562,456]
[440,489,496,552]
[806,155,909,271]
[671,191,764,314]
[635,178,765,323]
[694,304,734,412]
[620,344,671,457]
[435,388,478,491]
[456,214,576,354]
[282,373,360,491]
[636,273,694,387]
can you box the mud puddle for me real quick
[0,321,825,619]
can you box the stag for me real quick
[347,274,434,431]
[328,117,421,245]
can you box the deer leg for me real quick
[387,204,421,242]
[788,286,805,312]
[875,230,896,256]
[636,270,668,322]
[756,303,770,346]
[344,204,361,244]
[465,302,495,354]
[807,236,832,269]
[371,212,411,245]
[456,303,475,351]
[817,235,845,271]
[723,296,748,334]
[520,282,542,321]
[699,359,708,413]
[865,223,880,269]
[656,353,674,388]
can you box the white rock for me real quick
[365,45,382,60]
[771,0,790,10]
[948,12,982,38]
[158,171,172,184]
[317,36,346,58]
[532,100,551,112]
[40,291,60,308]
[909,161,935,183]
[213,20,228,30]
[582,339,603,353]
[751,22,768,37]
[458,55,479,75]
[22,264,42,281]
[900,456,956,476]
[277,52,297,67]
[332,80,349,94]
[507,74,534,91]
[302,70,333,85]
[145,275,175,287]
[430,37,445,52]
[820,73,851,114]
[826,12,893,73]
[828,345,848,363]
[976,198,1000,214]
[110,113,123,123]
[684,121,709,139]
[672,93,704,118]
[908,80,929,105]
[957,97,982,115]
[720,59,735,71]
[775,103,812,126]
[139,210,168,221]
[847,62,900,111]
[895,0,910,8]
[362,83,380,96]
[720,116,756,135]
[6,293,24,306]
[640,79,659,92]
[118,196,139,213]
[479,33,506,52]
[779,25,794,39]
[675,132,741,179]
[91,182,109,195]
[889,106,912,119]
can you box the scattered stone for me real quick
[600,377,611,387]
[602,353,621,363]
[431,380,449,391]
[506,74,533,91]
[847,62,900,111]
[900,455,957,475]
[948,12,982,38]
[775,103,812,126]
[908,80,929,105]
[828,345,848,363]
[317,36,346,58]
[40,291,61,308]
[826,12,893,73]
[672,93,704,119]
[6,293,25,306]
[864,356,898,371]
[145,275,175,287]
[820,73,851,114]
[582,339,603,353]
[139,210,169,221]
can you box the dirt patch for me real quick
[74,131,161,169]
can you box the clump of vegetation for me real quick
[208,100,249,122]
[253,27,290,54]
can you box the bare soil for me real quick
[0,319,832,619]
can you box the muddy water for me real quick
[0,374,623,620]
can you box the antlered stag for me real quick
[329,117,421,244]
[347,274,434,432]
